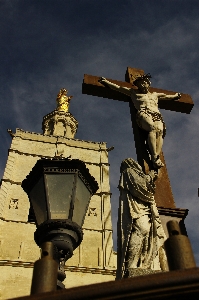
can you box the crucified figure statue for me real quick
[99,74,181,168]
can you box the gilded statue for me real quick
[56,88,73,112]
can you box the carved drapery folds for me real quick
[117,158,167,279]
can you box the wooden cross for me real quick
[82,67,193,209]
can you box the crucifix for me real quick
[82,67,193,212]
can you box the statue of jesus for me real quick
[99,74,181,168]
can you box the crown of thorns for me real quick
[132,73,152,85]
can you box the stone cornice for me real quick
[0,218,113,233]
[158,206,188,219]
[0,260,116,276]
[12,128,108,150]
[7,149,110,166]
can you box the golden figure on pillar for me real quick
[56,88,73,112]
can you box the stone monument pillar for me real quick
[0,88,116,299]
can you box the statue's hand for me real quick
[174,93,181,100]
[148,170,158,182]
[98,77,106,83]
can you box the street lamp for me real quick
[22,157,98,293]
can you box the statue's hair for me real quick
[133,73,152,86]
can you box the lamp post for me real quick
[22,157,98,293]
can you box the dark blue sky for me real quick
[0,0,199,263]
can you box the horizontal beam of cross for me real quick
[82,74,194,114]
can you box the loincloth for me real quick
[136,108,166,138]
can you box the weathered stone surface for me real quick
[0,220,40,261]
[128,268,162,277]
[0,266,33,299]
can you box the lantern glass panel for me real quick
[45,173,74,219]
[29,176,47,225]
[72,175,91,226]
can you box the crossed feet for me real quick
[152,155,164,169]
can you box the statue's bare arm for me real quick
[99,77,132,97]
[157,92,181,101]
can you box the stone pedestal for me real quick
[42,110,78,138]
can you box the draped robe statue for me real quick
[116,158,167,279]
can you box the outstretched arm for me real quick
[157,92,181,101]
[99,77,132,97]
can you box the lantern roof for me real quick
[22,157,99,196]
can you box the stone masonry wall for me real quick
[0,129,116,299]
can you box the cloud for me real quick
[0,1,198,265]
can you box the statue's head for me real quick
[120,158,142,174]
[56,88,69,103]
[120,158,156,194]
[133,73,152,93]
